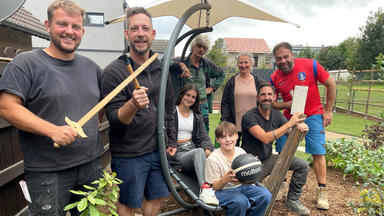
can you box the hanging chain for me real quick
[206,10,210,27]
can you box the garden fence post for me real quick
[348,68,355,113]
[334,88,337,113]
[365,69,374,118]
[263,114,307,216]
[351,90,355,111]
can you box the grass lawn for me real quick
[325,112,375,136]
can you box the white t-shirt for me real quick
[205,147,246,189]
[177,106,194,141]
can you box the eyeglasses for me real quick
[196,44,208,51]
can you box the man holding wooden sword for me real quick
[101,6,177,216]
[270,42,336,210]
[0,0,104,215]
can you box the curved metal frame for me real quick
[157,2,223,212]
[180,27,213,63]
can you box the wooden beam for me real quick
[263,117,307,216]
[0,161,23,188]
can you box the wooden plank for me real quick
[0,185,5,216]
[0,161,23,187]
[0,118,10,129]
[3,181,19,216]
[0,127,13,170]
[352,88,384,92]
[12,128,22,162]
[264,117,307,216]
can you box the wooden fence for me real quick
[0,48,111,215]
[322,68,384,121]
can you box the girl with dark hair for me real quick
[173,84,218,205]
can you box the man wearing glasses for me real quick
[171,34,225,132]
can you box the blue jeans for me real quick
[275,134,287,153]
[215,185,271,216]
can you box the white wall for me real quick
[23,0,126,68]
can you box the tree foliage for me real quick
[297,46,317,59]
[341,37,359,70]
[317,7,383,74]
[206,38,228,68]
[356,7,384,70]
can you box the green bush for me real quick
[362,111,384,150]
[326,138,384,215]
[64,171,122,216]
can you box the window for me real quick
[253,55,258,68]
[84,13,104,26]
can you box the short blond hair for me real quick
[215,121,237,138]
[47,0,85,22]
[237,52,254,65]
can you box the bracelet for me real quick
[271,130,277,140]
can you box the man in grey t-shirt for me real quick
[0,1,103,215]
[241,83,311,215]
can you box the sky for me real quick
[124,0,383,54]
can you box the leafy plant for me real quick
[352,187,384,215]
[326,138,384,215]
[362,111,384,150]
[64,171,123,216]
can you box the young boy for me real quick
[205,121,271,216]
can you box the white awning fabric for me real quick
[106,0,299,28]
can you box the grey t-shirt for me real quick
[0,49,104,172]
[241,107,287,161]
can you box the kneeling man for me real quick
[241,83,310,215]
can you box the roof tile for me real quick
[1,7,49,40]
[224,38,270,54]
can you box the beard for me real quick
[277,60,293,73]
[50,34,80,53]
[260,103,272,110]
[259,99,272,110]
[130,39,152,55]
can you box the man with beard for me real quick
[171,35,225,132]
[0,0,104,215]
[101,7,177,216]
[241,83,310,215]
[270,42,336,210]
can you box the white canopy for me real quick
[106,0,299,28]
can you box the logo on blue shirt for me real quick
[298,72,306,81]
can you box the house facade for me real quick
[23,0,126,68]
[224,37,273,69]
